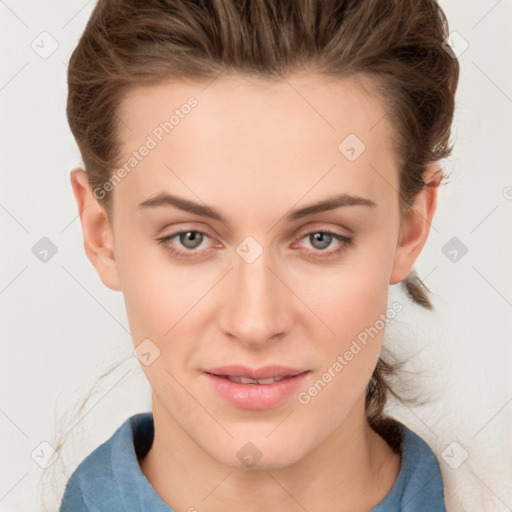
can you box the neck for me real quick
[139,394,401,512]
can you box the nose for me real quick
[217,241,291,349]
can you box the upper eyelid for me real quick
[160,219,351,238]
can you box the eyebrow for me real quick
[137,192,376,224]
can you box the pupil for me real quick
[181,231,202,249]
[312,232,331,250]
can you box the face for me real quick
[71,73,437,470]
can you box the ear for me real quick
[390,164,441,285]
[70,168,122,291]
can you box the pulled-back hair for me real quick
[65,0,458,438]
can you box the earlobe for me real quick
[390,164,441,285]
[70,168,122,292]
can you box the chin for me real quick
[208,435,307,472]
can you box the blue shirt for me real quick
[59,412,446,511]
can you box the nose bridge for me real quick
[220,236,287,345]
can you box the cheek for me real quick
[304,257,391,339]
[116,234,199,338]
[116,244,211,388]
[295,285,387,419]
[118,258,198,400]
[299,260,391,394]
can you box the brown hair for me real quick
[65,0,458,442]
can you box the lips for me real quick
[203,368,311,409]
[222,375,287,384]
[203,365,309,382]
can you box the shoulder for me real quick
[59,412,155,512]
[399,423,446,510]
[370,418,446,511]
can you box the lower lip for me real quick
[203,372,310,410]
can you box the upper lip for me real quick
[204,365,309,380]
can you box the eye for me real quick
[157,230,215,259]
[295,229,354,260]
[156,228,354,261]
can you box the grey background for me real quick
[1,1,511,511]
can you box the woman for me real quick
[59,0,459,510]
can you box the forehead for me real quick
[114,73,399,216]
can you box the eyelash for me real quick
[156,228,354,261]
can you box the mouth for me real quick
[203,364,309,381]
[213,375,289,385]
[202,366,311,410]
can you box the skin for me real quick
[70,73,439,512]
